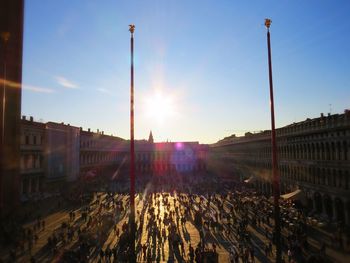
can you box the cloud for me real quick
[23,84,55,93]
[0,78,54,93]
[55,76,78,89]
[97,88,111,94]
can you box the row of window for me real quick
[235,159,349,190]
[21,177,43,194]
[80,139,122,149]
[80,151,200,165]
[20,154,43,170]
[285,130,348,143]
[21,134,43,145]
[136,163,204,172]
[80,153,126,165]
[280,165,349,190]
[226,139,349,162]
[136,152,195,162]
[276,116,350,136]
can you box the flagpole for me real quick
[265,18,282,263]
[128,24,136,263]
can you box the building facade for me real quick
[19,119,81,197]
[20,116,45,199]
[134,141,208,175]
[79,129,127,179]
[19,120,208,199]
[211,110,350,225]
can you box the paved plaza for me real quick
[1,178,349,263]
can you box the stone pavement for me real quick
[1,190,349,262]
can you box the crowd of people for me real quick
[0,172,342,262]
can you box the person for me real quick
[142,243,147,260]
[99,248,105,260]
[287,248,292,262]
[320,242,326,255]
[265,244,269,257]
[250,246,255,263]
[105,247,111,261]
[195,244,202,263]
[229,248,235,263]
[147,248,152,263]
[180,240,185,257]
[189,243,194,263]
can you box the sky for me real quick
[22,0,350,144]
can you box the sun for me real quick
[144,91,175,125]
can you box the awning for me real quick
[281,189,307,205]
[244,176,255,183]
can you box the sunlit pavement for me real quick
[2,189,349,263]
[4,192,233,262]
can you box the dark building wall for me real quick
[210,111,350,225]
[0,0,24,215]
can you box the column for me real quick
[312,194,317,211]
[27,177,31,194]
[36,177,39,192]
[332,197,337,221]
[20,177,23,195]
[345,201,349,226]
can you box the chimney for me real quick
[327,113,331,117]
[320,113,324,118]
[88,128,91,132]
[22,115,26,120]
[30,116,33,122]
[102,131,104,135]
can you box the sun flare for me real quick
[144,91,175,125]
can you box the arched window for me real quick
[344,141,348,161]
[317,143,321,160]
[325,143,330,160]
[331,142,335,160]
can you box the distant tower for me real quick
[148,130,154,143]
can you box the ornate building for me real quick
[20,116,45,199]
[134,141,208,175]
[19,119,208,198]
[20,118,83,198]
[79,129,127,178]
[211,110,350,225]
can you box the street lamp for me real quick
[128,24,136,263]
[265,18,282,263]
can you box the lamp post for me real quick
[265,18,281,263]
[128,24,136,263]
